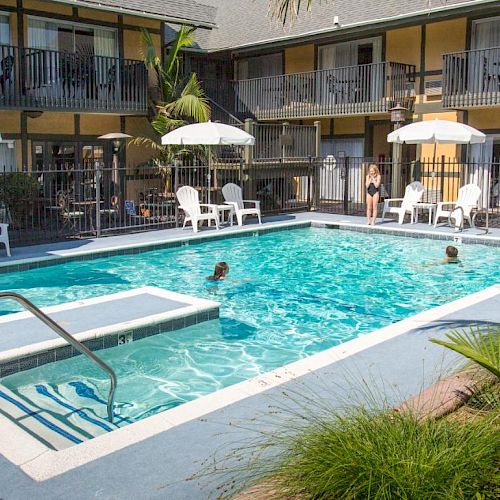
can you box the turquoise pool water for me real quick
[1,227,499,425]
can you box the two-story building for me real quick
[187,0,499,165]
[0,0,216,175]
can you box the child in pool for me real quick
[206,262,229,281]
[443,245,460,264]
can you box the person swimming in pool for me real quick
[365,164,382,225]
[443,245,460,264]
[206,262,229,281]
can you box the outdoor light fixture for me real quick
[98,132,132,153]
[389,102,407,126]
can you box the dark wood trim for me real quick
[424,69,442,76]
[118,14,124,60]
[160,22,166,66]
[74,115,80,136]
[365,117,372,157]
[465,16,473,51]
[381,31,386,61]
[419,24,426,95]
[27,133,108,141]
[332,133,366,139]
[462,110,468,125]
[329,118,334,139]
[313,43,318,71]
[20,111,27,171]
[120,115,127,167]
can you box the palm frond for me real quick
[164,25,196,79]
[128,136,164,152]
[268,0,316,25]
[164,73,210,123]
[151,114,187,135]
[430,327,500,378]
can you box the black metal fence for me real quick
[1,157,498,246]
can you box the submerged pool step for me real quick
[0,383,123,450]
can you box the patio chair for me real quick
[381,181,425,224]
[56,192,84,231]
[0,223,10,257]
[176,186,219,233]
[434,183,481,230]
[222,183,262,227]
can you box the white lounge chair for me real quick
[222,183,262,227]
[0,223,10,257]
[176,186,219,233]
[382,181,425,224]
[434,183,481,230]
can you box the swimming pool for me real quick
[1,227,499,428]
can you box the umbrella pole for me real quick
[208,145,211,205]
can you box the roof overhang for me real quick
[51,0,218,29]
[206,0,498,54]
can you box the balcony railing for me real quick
[216,62,415,120]
[0,44,148,113]
[443,46,500,108]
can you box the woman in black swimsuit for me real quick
[365,164,381,225]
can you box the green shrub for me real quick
[0,173,39,207]
[267,408,499,499]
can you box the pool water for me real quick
[1,227,499,425]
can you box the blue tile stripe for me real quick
[0,388,82,444]
[35,385,115,433]
[68,381,133,424]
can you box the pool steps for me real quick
[0,287,219,378]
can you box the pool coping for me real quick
[0,216,499,275]
[0,287,219,376]
[0,283,498,481]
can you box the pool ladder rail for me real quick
[0,292,117,423]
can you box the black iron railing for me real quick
[443,46,500,108]
[222,62,416,120]
[0,44,148,113]
[1,157,498,247]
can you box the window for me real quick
[0,13,10,45]
[237,53,282,80]
[0,141,16,172]
[318,37,382,70]
[27,17,117,57]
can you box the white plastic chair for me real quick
[176,186,219,233]
[222,183,262,227]
[434,183,481,230]
[381,181,425,224]
[0,223,10,257]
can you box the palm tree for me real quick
[131,26,210,164]
[268,0,315,24]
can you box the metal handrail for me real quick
[0,292,117,422]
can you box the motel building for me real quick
[0,0,498,242]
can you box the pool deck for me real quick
[0,212,499,499]
[1,212,499,268]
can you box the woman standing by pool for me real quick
[365,164,381,225]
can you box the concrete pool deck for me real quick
[0,212,499,269]
[0,284,499,499]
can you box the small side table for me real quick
[413,203,436,225]
[216,204,234,226]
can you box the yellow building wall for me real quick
[125,117,157,168]
[80,115,121,136]
[285,44,315,74]
[372,123,391,158]
[123,15,159,30]
[467,109,500,130]
[333,117,365,135]
[1,111,21,134]
[23,1,73,15]
[27,113,74,135]
[425,18,466,72]
[386,26,421,69]
[77,8,118,23]
[123,29,160,60]
[419,112,461,158]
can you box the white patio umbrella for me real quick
[161,121,255,203]
[387,119,488,230]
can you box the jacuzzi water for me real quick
[1,227,498,429]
